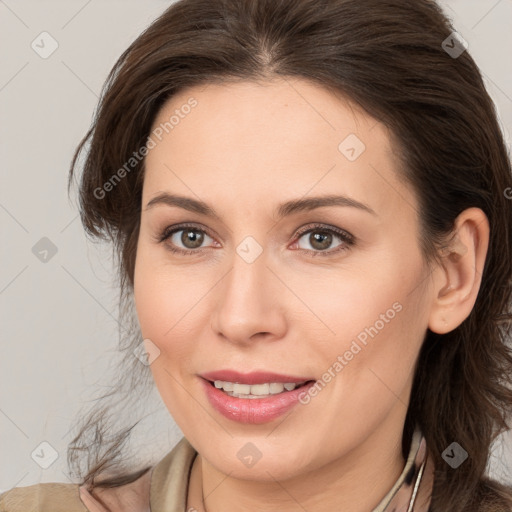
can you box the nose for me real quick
[210,249,288,347]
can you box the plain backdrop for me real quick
[1,0,511,492]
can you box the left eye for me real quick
[293,225,354,256]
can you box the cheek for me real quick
[299,254,429,403]
[290,260,422,354]
[134,242,204,343]
[134,252,207,428]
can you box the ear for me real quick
[428,207,490,334]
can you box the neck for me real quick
[187,416,408,512]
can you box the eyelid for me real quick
[294,223,354,244]
[156,222,215,244]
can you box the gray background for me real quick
[1,0,511,492]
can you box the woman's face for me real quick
[134,78,435,481]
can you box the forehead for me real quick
[143,78,415,220]
[149,78,385,157]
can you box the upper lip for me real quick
[200,370,315,385]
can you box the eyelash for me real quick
[155,222,355,258]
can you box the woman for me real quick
[2,0,511,510]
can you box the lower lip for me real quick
[201,379,315,424]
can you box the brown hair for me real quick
[67,0,512,509]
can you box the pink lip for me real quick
[199,372,316,424]
[200,369,314,385]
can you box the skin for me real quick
[133,78,489,512]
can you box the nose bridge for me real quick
[232,240,270,297]
[211,240,286,344]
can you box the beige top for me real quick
[0,426,434,511]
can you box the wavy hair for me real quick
[66,0,512,510]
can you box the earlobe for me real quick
[428,208,489,334]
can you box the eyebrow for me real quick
[145,192,377,218]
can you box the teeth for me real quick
[269,383,285,394]
[250,383,270,395]
[234,383,251,394]
[213,380,305,398]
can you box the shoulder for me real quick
[80,469,153,512]
[0,482,87,512]
[0,468,153,512]
[0,439,194,512]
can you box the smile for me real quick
[199,370,316,423]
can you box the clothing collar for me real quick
[374,426,435,511]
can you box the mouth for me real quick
[199,370,317,424]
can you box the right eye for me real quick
[158,223,217,255]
